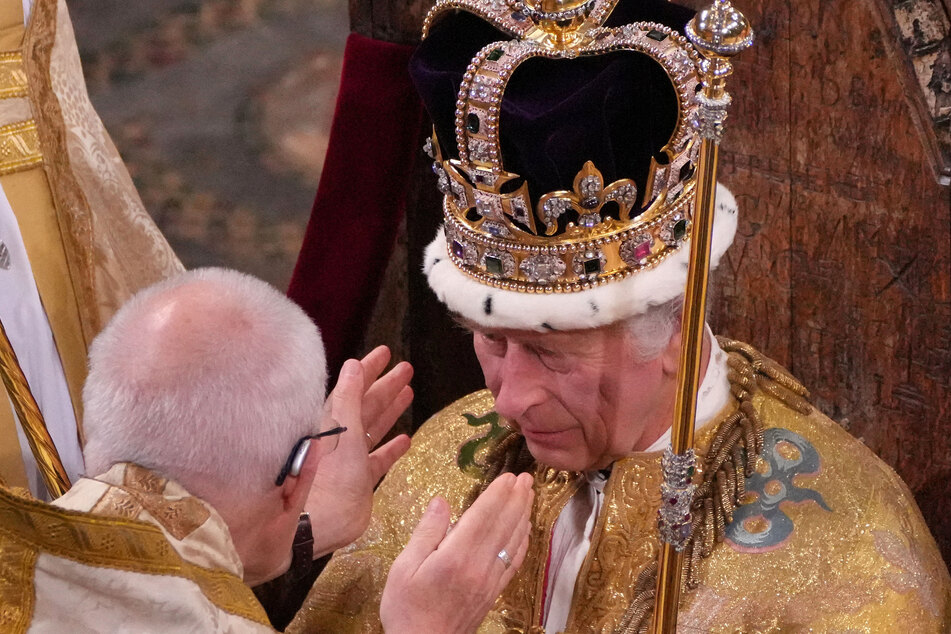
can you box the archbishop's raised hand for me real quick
[358,346,414,483]
[380,472,534,634]
[306,347,413,557]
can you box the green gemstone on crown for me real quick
[467,113,481,133]
[485,255,504,275]
[673,218,688,241]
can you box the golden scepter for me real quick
[0,317,71,497]
[651,1,753,631]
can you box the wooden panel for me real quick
[683,0,951,562]
[785,0,951,558]
[871,0,951,183]
[707,0,794,367]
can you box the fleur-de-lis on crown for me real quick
[536,161,639,235]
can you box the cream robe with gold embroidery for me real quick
[0,463,272,632]
[290,343,951,633]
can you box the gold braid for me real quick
[617,337,812,632]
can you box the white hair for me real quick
[81,268,327,509]
[624,296,685,361]
[623,291,716,361]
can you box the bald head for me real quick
[81,268,327,508]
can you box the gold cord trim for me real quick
[0,52,28,100]
[459,339,813,633]
[0,486,270,625]
[618,337,812,633]
[0,318,69,497]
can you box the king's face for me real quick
[471,322,678,471]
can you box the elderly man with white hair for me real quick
[291,0,951,631]
[0,267,533,632]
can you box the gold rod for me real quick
[651,1,752,628]
[0,317,70,497]
[650,139,720,633]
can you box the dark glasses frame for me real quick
[275,425,348,486]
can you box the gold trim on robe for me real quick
[0,51,28,99]
[0,0,184,492]
[0,464,271,629]
[0,120,41,174]
[22,0,98,342]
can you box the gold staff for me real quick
[0,317,71,497]
[651,1,753,632]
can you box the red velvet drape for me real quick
[288,33,424,378]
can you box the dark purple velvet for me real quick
[409,0,696,209]
[603,0,695,28]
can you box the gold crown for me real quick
[422,0,706,293]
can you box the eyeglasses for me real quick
[275,425,347,486]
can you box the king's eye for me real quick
[535,349,572,373]
[477,331,507,354]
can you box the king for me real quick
[291,0,951,630]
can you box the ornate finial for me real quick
[509,0,613,48]
[653,4,754,632]
[686,0,754,57]
[683,0,754,142]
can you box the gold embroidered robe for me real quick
[290,346,951,633]
[0,0,182,492]
[0,463,272,632]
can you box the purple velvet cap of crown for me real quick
[409,0,698,208]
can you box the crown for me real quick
[419,0,705,294]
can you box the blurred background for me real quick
[69,0,347,289]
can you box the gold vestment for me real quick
[0,463,271,631]
[291,341,951,633]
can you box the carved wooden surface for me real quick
[698,0,951,560]
[349,0,432,44]
[353,0,951,563]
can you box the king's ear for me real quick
[660,330,684,377]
